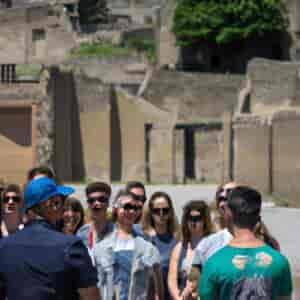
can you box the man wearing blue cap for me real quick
[0,177,101,300]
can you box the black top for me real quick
[0,219,98,300]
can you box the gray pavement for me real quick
[71,183,300,299]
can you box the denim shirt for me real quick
[93,231,161,300]
[77,222,115,249]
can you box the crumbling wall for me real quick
[108,0,163,24]
[0,4,75,64]
[233,115,271,193]
[114,87,171,183]
[247,58,300,113]
[142,70,244,121]
[195,129,223,183]
[272,110,300,206]
[157,0,179,67]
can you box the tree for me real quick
[172,0,289,46]
[78,0,109,25]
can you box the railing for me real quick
[0,64,16,83]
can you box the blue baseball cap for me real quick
[24,177,75,210]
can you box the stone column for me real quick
[222,111,232,184]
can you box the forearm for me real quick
[79,286,101,300]
[153,264,165,300]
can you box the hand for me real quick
[181,285,193,300]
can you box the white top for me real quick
[192,228,233,267]
[115,236,135,252]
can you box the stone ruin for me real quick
[0,0,299,207]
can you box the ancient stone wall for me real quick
[114,87,171,183]
[195,128,223,183]
[67,56,146,87]
[233,115,271,193]
[0,72,55,183]
[108,0,164,24]
[50,66,111,182]
[247,58,300,113]
[272,110,300,206]
[142,70,244,121]
[157,0,179,67]
[0,4,75,64]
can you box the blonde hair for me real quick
[141,191,179,238]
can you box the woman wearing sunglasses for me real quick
[93,190,164,300]
[168,200,213,300]
[141,191,179,300]
[1,184,23,236]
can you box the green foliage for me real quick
[71,42,131,58]
[172,0,289,46]
[72,40,157,64]
[125,39,157,64]
[78,0,109,25]
[16,64,42,79]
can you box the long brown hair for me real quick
[141,191,179,238]
[181,200,213,248]
[1,183,23,207]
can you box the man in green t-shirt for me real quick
[199,186,293,300]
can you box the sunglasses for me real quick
[132,194,146,203]
[122,203,141,212]
[188,215,203,223]
[50,199,64,210]
[3,196,21,204]
[219,187,234,196]
[151,207,170,216]
[87,196,109,205]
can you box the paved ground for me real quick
[71,183,300,299]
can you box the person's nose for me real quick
[64,210,73,217]
[8,198,14,204]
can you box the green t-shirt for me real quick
[199,245,292,300]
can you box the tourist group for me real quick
[0,166,293,300]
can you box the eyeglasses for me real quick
[3,196,21,204]
[132,194,146,203]
[122,203,141,212]
[87,196,109,205]
[188,215,203,223]
[151,207,170,216]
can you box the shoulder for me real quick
[262,246,291,269]
[196,232,218,251]
[94,231,115,251]
[136,235,156,250]
[135,236,161,264]
[77,223,91,235]
[202,246,229,273]
[197,230,231,250]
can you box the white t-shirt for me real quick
[192,228,232,267]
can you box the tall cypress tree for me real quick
[78,0,109,25]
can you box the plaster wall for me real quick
[0,5,75,64]
[0,107,33,183]
[114,88,170,182]
[247,59,300,113]
[233,116,271,193]
[272,110,300,206]
[195,129,223,183]
[142,70,244,121]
